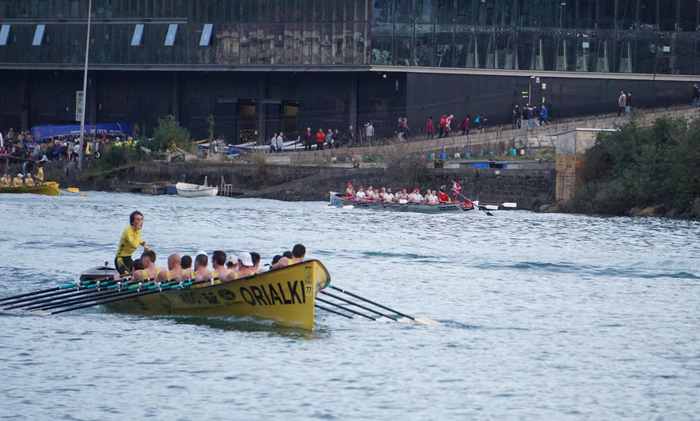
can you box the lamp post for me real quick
[78,0,92,171]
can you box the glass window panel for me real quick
[165,24,178,46]
[573,31,596,72]
[639,0,657,29]
[615,31,635,73]
[475,0,497,27]
[436,0,455,24]
[577,0,596,29]
[656,32,676,74]
[311,22,321,64]
[343,21,355,64]
[293,22,303,63]
[415,24,435,66]
[393,23,413,65]
[321,22,332,64]
[678,1,697,32]
[32,24,45,46]
[200,23,213,46]
[372,0,393,22]
[454,26,475,68]
[369,21,392,64]
[618,0,635,29]
[0,25,10,46]
[215,24,240,65]
[260,23,274,64]
[302,23,313,64]
[658,0,677,32]
[674,32,697,75]
[634,30,655,73]
[274,23,284,64]
[594,33,613,73]
[597,0,615,29]
[131,24,144,46]
[395,0,414,23]
[415,0,436,24]
[354,21,368,64]
[332,22,343,64]
[435,24,453,67]
[284,23,294,63]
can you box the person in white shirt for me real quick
[411,189,424,203]
[355,186,366,201]
[384,188,395,203]
[366,186,375,201]
[427,190,439,204]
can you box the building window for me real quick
[131,24,144,46]
[165,24,178,46]
[32,24,45,46]
[200,24,213,46]
[0,25,10,46]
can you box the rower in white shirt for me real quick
[379,187,387,201]
[427,189,439,204]
[411,189,424,203]
[355,186,367,201]
[384,188,395,203]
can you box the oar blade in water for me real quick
[342,205,354,210]
[375,316,396,323]
[67,187,80,193]
[414,317,442,326]
[396,317,412,324]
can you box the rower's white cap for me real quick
[238,252,254,267]
[226,255,238,265]
[196,250,207,257]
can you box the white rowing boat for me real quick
[176,177,218,197]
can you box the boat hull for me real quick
[175,182,218,197]
[329,191,479,214]
[0,182,61,196]
[101,260,330,330]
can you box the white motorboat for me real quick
[176,177,218,197]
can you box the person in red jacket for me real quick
[316,128,325,150]
[439,115,447,138]
[426,117,435,140]
[437,189,450,203]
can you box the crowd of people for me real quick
[115,211,307,284]
[512,104,549,130]
[343,179,463,204]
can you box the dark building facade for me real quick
[1,0,699,141]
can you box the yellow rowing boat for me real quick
[101,260,331,330]
[0,181,61,196]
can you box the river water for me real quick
[0,192,698,420]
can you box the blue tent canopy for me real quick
[30,123,134,141]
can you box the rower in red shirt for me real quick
[437,189,450,204]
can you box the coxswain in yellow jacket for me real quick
[36,166,44,182]
[114,211,149,275]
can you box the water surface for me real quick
[1,193,698,420]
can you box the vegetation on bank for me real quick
[568,111,700,217]
[94,115,194,172]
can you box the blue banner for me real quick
[30,123,135,141]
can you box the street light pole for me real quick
[78,0,92,171]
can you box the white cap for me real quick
[238,252,254,267]
[196,250,207,258]
[226,255,238,265]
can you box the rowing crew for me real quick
[0,170,44,188]
[116,245,307,284]
[345,182,455,204]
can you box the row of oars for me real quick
[314,285,442,326]
[0,276,217,315]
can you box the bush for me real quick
[140,115,193,153]
[570,113,700,215]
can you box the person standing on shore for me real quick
[539,104,550,126]
[365,122,374,147]
[625,92,632,115]
[303,127,313,151]
[115,211,149,275]
[426,117,435,140]
[617,91,626,117]
[693,84,700,108]
[316,128,325,150]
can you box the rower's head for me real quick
[250,252,261,270]
[381,187,386,192]
[282,251,293,259]
[141,250,156,267]
[167,254,181,271]
[212,250,226,268]
[271,255,282,266]
[180,255,192,270]
[238,252,254,270]
[130,211,144,230]
[195,254,208,270]
[226,255,238,269]
[133,259,144,271]
[292,244,306,260]
[359,186,364,191]
[387,188,392,193]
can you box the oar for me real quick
[41,278,216,316]
[65,187,89,196]
[2,277,132,310]
[327,285,442,326]
[319,290,399,322]
[0,275,118,304]
[20,278,156,312]
[316,297,377,320]
[315,304,353,319]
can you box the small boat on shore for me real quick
[77,260,331,330]
[329,191,480,214]
[0,181,61,196]
[176,177,218,197]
